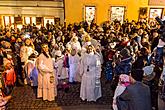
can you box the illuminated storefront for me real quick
[0,0,64,27]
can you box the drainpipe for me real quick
[63,0,66,27]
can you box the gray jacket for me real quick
[116,81,152,110]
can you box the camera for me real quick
[155,16,165,42]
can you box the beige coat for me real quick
[36,53,57,101]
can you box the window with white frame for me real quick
[4,16,10,26]
[149,8,163,19]
[44,17,54,26]
[25,17,30,24]
[32,17,36,25]
[111,7,125,23]
[11,16,14,24]
[85,6,96,25]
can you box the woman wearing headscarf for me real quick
[67,36,81,54]
[80,45,102,101]
[36,43,57,101]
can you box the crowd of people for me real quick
[0,19,165,110]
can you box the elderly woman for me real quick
[36,43,57,101]
[80,45,102,101]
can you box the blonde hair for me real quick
[86,45,96,53]
[83,33,91,42]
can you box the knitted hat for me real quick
[143,64,154,76]
[120,48,130,58]
[119,74,130,87]
[143,65,156,81]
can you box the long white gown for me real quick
[69,54,80,82]
[36,53,57,101]
[55,56,64,79]
[80,52,102,101]
[112,85,126,110]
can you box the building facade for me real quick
[0,0,165,27]
[0,0,64,28]
[64,0,149,25]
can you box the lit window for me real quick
[4,16,10,26]
[44,17,54,27]
[111,7,125,23]
[32,17,36,25]
[149,8,163,19]
[11,16,14,24]
[25,17,30,24]
[17,25,22,30]
[85,6,96,25]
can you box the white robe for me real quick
[112,85,126,110]
[55,56,64,79]
[69,41,82,53]
[80,53,102,101]
[69,54,80,82]
[20,46,34,63]
[36,54,57,101]
[60,54,70,79]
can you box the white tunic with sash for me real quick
[80,52,102,101]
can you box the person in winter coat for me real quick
[116,69,152,110]
[113,74,130,110]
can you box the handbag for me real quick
[50,75,55,83]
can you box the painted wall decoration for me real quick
[36,17,42,25]
[138,7,148,22]
[14,17,22,24]
[111,6,125,23]
[85,6,96,25]
[55,18,60,25]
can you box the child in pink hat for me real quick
[112,74,130,110]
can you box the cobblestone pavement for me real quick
[158,94,165,110]
[6,75,113,110]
